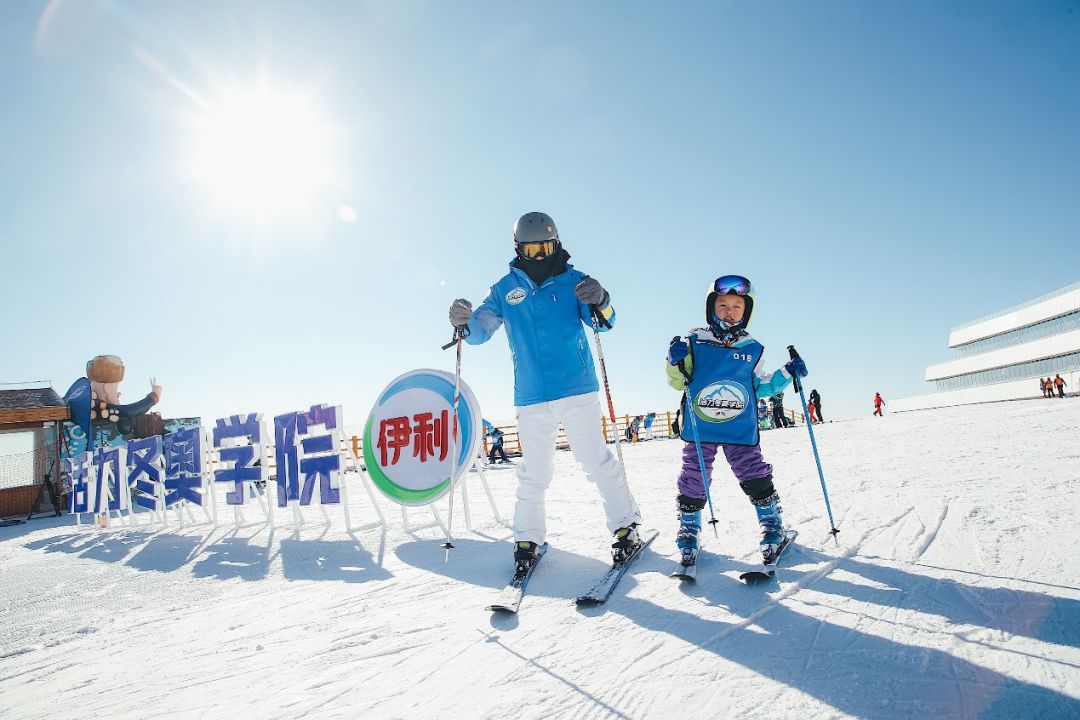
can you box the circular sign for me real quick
[694,381,750,422]
[363,369,482,506]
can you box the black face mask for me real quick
[514,247,570,285]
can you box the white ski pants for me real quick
[513,392,641,545]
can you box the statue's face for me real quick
[91,381,121,404]
[87,355,125,404]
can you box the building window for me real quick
[934,351,1080,392]
[952,310,1080,358]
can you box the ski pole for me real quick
[441,325,469,560]
[589,308,629,489]
[787,345,839,542]
[676,357,720,538]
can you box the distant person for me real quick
[487,426,509,464]
[1040,378,1049,398]
[873,392,885,416]
[1054,374,1068,398]
[771,392,791,428]
[643,412,656,440]
[758,399,771,430]
[1045,378,1055,398]
[626,415,642,443]
[807,400,818,424]
[809,388,823,422]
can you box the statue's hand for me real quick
[150,377,162,403]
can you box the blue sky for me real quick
[1,1,1078,431]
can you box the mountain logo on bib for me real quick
[694,381,749,422]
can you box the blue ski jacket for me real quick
[464,261,615,407]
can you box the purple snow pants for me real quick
[677,441,773,500]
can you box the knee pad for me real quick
[676,494,706,513]
[739,475,775,502]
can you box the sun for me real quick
[191,85,334,220]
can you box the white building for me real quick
[892,282,1080,412]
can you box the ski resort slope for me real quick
[1,399,1078,720]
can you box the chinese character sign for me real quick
[274,405,344,507]
[93,445,129,513]
[66,452,95,514]
[127,436,164,510]
[363,369,482,507]
[164,426,208,506]
[213,414,268,506]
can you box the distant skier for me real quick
[1045,378,1055,398]
[1054,374,1068,398]
[758,399,770,430]
[448,212,642,573]
[809,388,824,422]
[666,274,807,567]
[771,391,790,428]
[487,426,509,464]
[626,415,642,443]
[807,399,818,423]
[873,392,886,416]
[1040,378,1049,398]
[643,412,656,440]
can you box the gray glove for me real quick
[574,276,609,307]
[449,298,473,328]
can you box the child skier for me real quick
[666,275,808,567]
[449,211,642,574]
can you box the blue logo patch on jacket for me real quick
[694,381,750,423]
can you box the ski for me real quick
[739,529,798,584]
[574,529,659,606]
[670,542,705,582]
[486,542,549,613]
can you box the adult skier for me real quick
[1054,374,1068,398]
[448,212,642,573]
[771,391,790,428]
[809,388,824,421]
[665,274,808,566]
[487,426,509,464]
[873,392,886,416]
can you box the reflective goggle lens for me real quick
[519,240,556,259]
[712,274,752,296]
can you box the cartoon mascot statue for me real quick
[63,355,163,449]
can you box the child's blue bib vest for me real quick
[681,336,764,446]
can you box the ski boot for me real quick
[676,504,702,567]
[611,524,642,563]
[751,492,786,564]
[513,541,540,576]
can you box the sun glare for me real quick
[191,86,334,219]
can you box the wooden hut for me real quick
[0,387,68,520]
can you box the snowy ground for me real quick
[2,398,1079,719]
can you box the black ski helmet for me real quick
[513,211,560,260]
[705,274,755,331]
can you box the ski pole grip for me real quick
[591,305,612,330]
[787,345,802,392]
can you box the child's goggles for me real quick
[518,239,557,259]
[712,274,752,296]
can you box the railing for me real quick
[397,407,808,459]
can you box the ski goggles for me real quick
[711,274,752,296]
[518,239,557,259]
